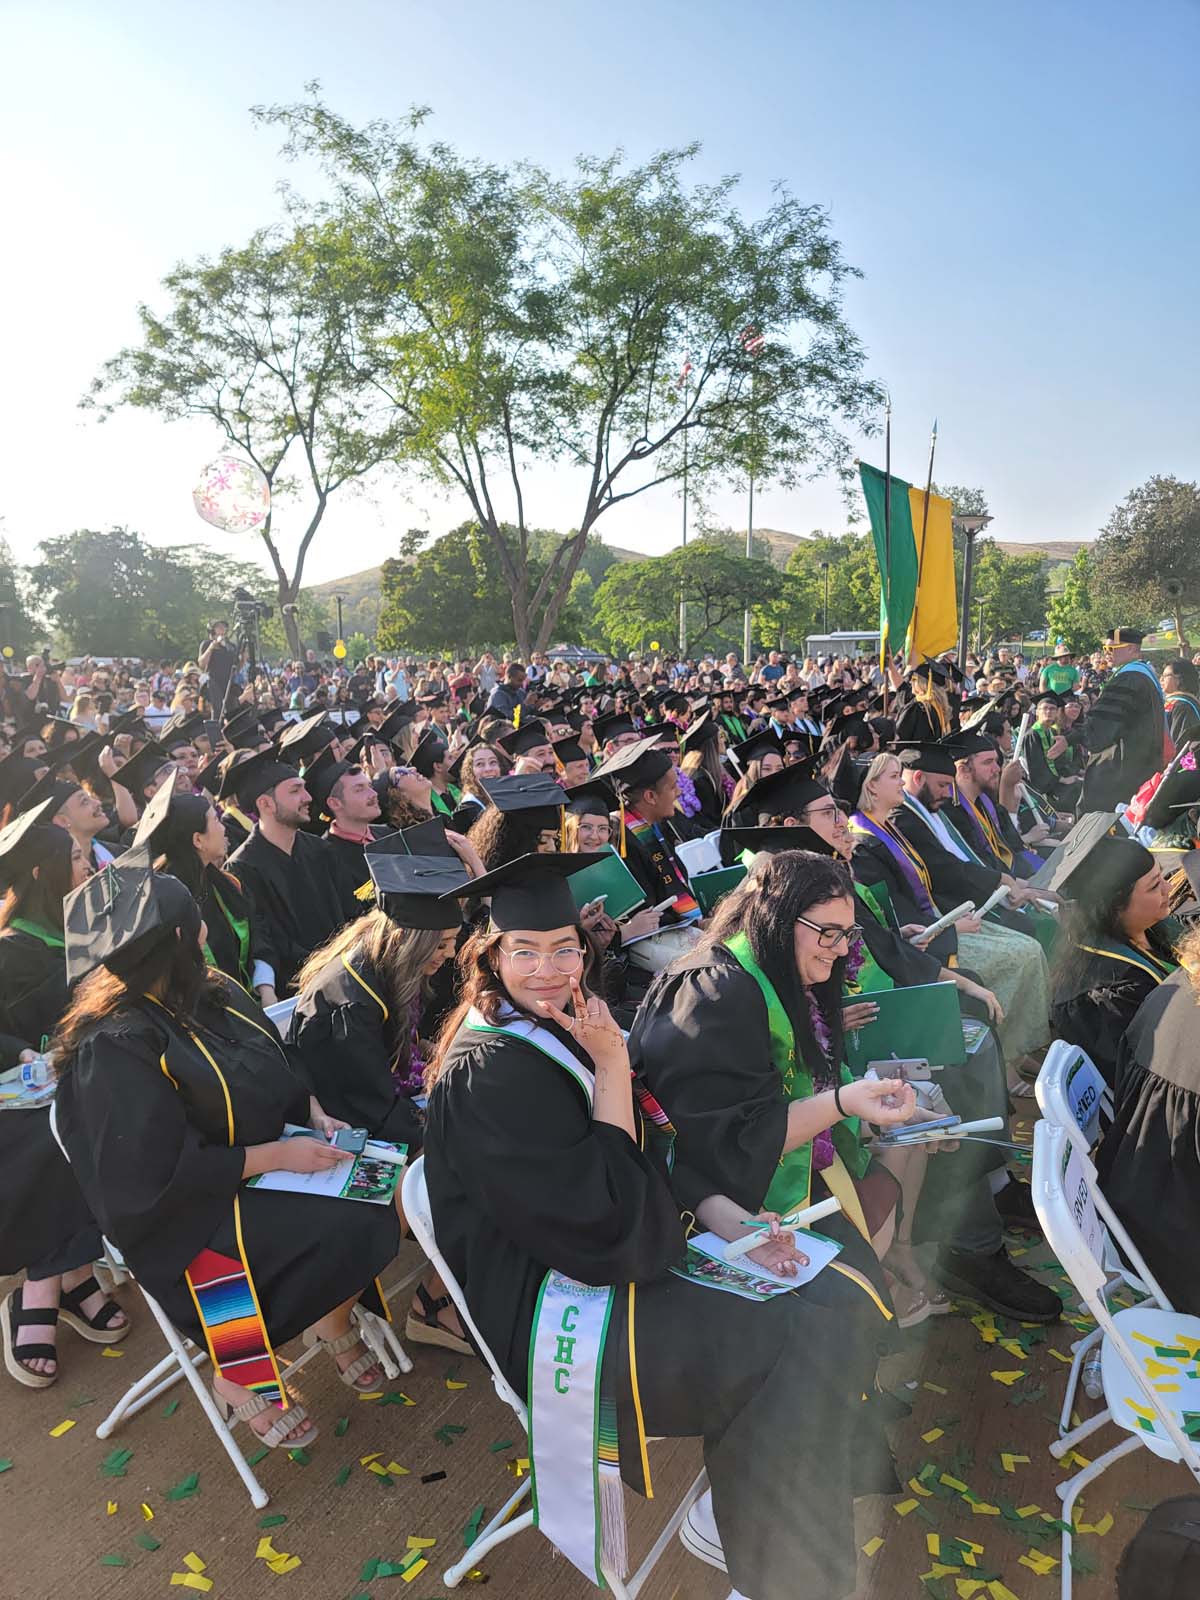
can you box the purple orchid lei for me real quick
[675,766,702,817]
[806,937,864,1170]
[392,1018,426,1098]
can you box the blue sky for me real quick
[3,0,1197,586]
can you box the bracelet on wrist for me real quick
[833,1083,847,1119]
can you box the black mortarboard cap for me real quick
[64,848,196,985]
[111,741,173,801]
[363,847,470,929]
[958,694,1004,732]
[160,711,205,749]
[727,731,784,771]
[304,750,352,819]
[948,729,998,759]
[592,710,637,746]
[910,659,949,686]
[1104,626,1145,646]
[131,776,177,852]
[679,712,720,753]
[889,739,962,777]
[481,772,566,817]
[411,729,449,778]
[15,762,84,817]
[440,850,609,932]
[374,702,419,747]
[720,824,838,864]
[215,750,256,804]
[731,759,828,824]
[229,749,300,810]
[108,709,150,739]
[552,737,587,766]
[1026,811,1120,892]
[277,710,337,766]
[497,722,553,758]
[0,751,45,808]
[565,777,615,816]
[1045,828,1153,904]
[222,708,265,749]
[591,734,673,796]
[0,797,61,889]
[398,816,456,857]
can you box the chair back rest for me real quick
[48,1098,66,1158]
[675,830,722,878]
[264,997,298,1038]
[1036,1039,1111,1146]
[401,1156,528,1424]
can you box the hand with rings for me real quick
[537,980,627,1070]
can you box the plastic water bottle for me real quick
[0,1057,53,1091]
[1082,1348,1104,1401]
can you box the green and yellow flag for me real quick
[859,462,957,662]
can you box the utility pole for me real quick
[822,561,830,634]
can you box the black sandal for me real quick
[405,1281,473,1357]
[2,1286,60,1388]
[58,1275,130,1345]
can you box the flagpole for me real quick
[907,418,938,662]
[881,395,892,715]
[679,368,689,657]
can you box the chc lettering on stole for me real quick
[554,1302,580,1393]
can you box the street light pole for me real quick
[976,598,985,655]
[822,561,830,634]
[954,513,993,670]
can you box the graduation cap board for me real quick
[276,710,337,765]
[480,772,567,817]
[64,848,196,985]
[441,850,610,932]
[111,742,174,800]
[363,850,471,929]
[229,750,301,811]
[590,734,673,796]
[398,816,456,857]
[889,740,962,777]
[131,774,177,852]
[1036,824,1153,903]
[679,713,720,754]
[497,722,553,759]
[729,759,828,825]
[1027,811,1118,893]
[0,797,61,889]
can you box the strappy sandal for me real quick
[405,1281,473,1357]
[58,1275,130,1345]
[2,1286,60,1388]
[302,1325,386,1392]
[211,1383,319,1449]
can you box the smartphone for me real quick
[865,1057,933,1083]
[877,1114,962,1143]
[332,1127,369,1155]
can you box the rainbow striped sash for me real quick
[185,1224,285,1407]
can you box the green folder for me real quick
[567,847,646,922]
[843,980,966,1071]
[690,864,747,916]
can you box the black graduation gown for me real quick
[1023,730,1079,810]
[424,1015,891,1600]
[1166,693,1200,753]
[227,825,346,994]
[288,949,424,1151]
[55,980,399,1339]
[0,929,100,1278]
[201,866,269,992]
[621,818,694,926]
[685,768,723,831]
[1081,665,1165,812]
[892,806,1031,930]
[1050,942,1172,1089]
[319,827,392,924]
[850,832,959,968]
[220,804,252,857]
[895,700,947,743]
[1098,969,1200,1312]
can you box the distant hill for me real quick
[306,531,1089,633]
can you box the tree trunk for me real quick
[280,586,302,658]
[1174,612,1189,653]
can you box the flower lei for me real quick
[806,989,837,1172]
[391,1018,426,1098]
[675,766,702,818]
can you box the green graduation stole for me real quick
[848,886,895,995]
[9,918,65,949]
[208,882,252,989]
[722,931,868,1219]
[1076,938,1176,984]
[430,783,462,817]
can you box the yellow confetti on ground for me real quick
[922,1428,945,1443]
[939,1474,969,1492]
[446,1379,468,1390]
[959,1539,984,1554]
[106,1501,118,1515]
[861,1537,884,1558]
[893,1498,919,1517]
[926,1533,941,1556]
[183,1554,206,1574]
[1058,1450,1092,1469]
[407,1537,437,1550]
[141,1503,154,1521]
[268,1555,301,1574]
[49,1420,76,1437]
[256,1538,279,1561]
[385,1461,410,1476]
[169,1577,213,1593]
[955,1582,986,1599]
[989,1370,1025,1386]
[1046,1348,1073,1363]
[1020,1550,1059,1575]
[101,1348,124,1358]
[1015,1504,1042,1518]
[962,1551,978,1566]
[1000,1452,1031,1473]
[1078,1513,1114,1536]
[401,1559,427,1583]
[987,1584,1021,1600]
[367,1462,391,1477]
[357,1391,384,1401]
[999,1340,1027,1360]
[909,1476,933,1497]
[923,1381,949,1395]
[970,1502,1001,1516]
[359,1452,382,1465]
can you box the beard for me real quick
[916,779,944,813]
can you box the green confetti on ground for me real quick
[334,1416,350,1436]
[1070,1545,1099,1575]
[135,1533,161,1551]
[69,1394,96,1407]
[162,1399,180,1417]
[463,1503,485,1547]
[1123,1500,1155,1512]
[100,1555,128,1567]
[379,1391,416,1406]
[334,1465,352,1487]
[258,1514,287,1528]
[100,1446,134,1477]
[444,1363,461,1382]
[165,1471,200,1500]
[360,1558,380,1582]
[288,1447,311,1466]
[489,1438,515,1453]
[245,1447,268,1467]
[375,1560,411,1576]
[0,1460,12,1474]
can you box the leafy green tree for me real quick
[28,528,273,657]
[754,532,881,648]
[377,522,515,655]
[1046,549,1104,656]
[972,545,1048,646]
[256,90,882,655]
[0,533,37,659]
[593,539,777,654]
[1093,475,1200,647]
[85,223,411,656]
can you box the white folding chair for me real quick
[49,1104,411,1507]
[675,830,722,879]
[1031,1120,1200,1599]
[1036,1041,1149,1431]
[263,996,298,1037]
[401,1157,707,1594]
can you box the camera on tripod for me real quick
[231,587,273,621]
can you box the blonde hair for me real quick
[858,751,901,818]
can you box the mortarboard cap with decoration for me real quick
[64,848,196,986]
[439,849,608,932]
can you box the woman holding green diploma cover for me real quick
[422,851,899,1600]
[52,848,401,1450]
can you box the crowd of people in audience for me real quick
[3,619,1199,1600]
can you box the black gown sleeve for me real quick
[55,1023,246,1294]
[0,935,68,1052]
[1049,979,1153,1088]
[289,988,422,1149]
[856,913,942,988]
[630,960,785,1214]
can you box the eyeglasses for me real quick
[499,946,586,977]
[800,803,841,823]
[795,915,862,950]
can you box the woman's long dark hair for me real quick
[426,921,600,1092]
[1053,837,1174,994]
[701,850,855,1081]
[52,895,219,1073]
[154,792,216,898]
[0,826,75,935]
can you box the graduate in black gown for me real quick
[226,751,346,995]
[1049,834,1176,1087]
[424,852,901,1600]
[53,851,400,1450]
[0,802,131,1389]
[136,785,277,1006]
[1097,948,1200,1313]
[1081,628,1168,812]
[306,753,393,921]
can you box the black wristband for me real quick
[833,1083,847,1118]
